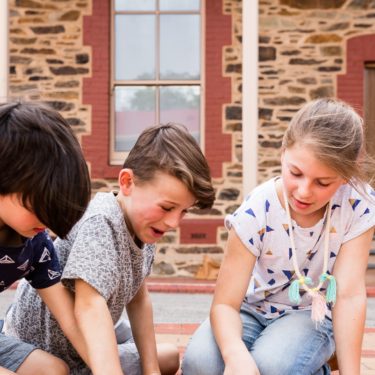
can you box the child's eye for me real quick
[161,206,173,212]
[290,170,301,177]
[317,181,330,187]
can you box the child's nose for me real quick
[164,212,181,229]
[298,180,312,198]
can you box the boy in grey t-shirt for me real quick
[6,123,215,375]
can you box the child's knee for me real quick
[50,357,69,375]
[158,343,180,375]
[21,349,69,375]
[182,345,221,375]
[39,355,69,375]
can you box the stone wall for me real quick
[257,0,375,182]
[9,0,91,142]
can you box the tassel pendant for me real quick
[320,273,337,304]
[289,279,301,304]
[309,290,327,324]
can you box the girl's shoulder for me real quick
[333,183,375,208]
[243,177,279,204]
[226,178,282,228]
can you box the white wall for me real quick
[242,0,259,194]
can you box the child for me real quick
[182,98,375,375]
[0,101,91,374]
[5,123,216,375]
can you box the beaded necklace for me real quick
[282,184,337,324]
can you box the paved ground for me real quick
[1,287,373,326]
[0,281,374,374]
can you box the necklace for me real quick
[282,184,336,324]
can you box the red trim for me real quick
[205,1,232,178]
[337,34,375,116]
[82,0,121,179]
[179,218,224,244]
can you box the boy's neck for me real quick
[114,192,143,248]
[0,225,24,247]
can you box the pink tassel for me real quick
[309,290,327,325]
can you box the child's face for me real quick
[0,194,46,238]
[118,170,196,244]
[280,143,345,226]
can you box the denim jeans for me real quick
[182,309,335,375]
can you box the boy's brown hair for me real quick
[0,100,91,238]
[123,123,215,209]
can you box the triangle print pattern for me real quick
[349,199,360,211]
[39,247,51,263]
[17,260,29,271]
[48,269,61,280]
[0,255,15,264]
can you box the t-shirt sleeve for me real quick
[61,215,121,301]
[225,192,263,257]
[25,232,62,289]
[343,186,375,244]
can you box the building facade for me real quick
[7,0,375,277]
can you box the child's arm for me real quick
[126,281,161,375]
[332,227,374,375]
[37,283,89,365]
[73,279,124,375]
[0,367,16,374]
[210,229,260,375]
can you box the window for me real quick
[111,0,203,164]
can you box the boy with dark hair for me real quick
[6,123,216,375]
[0,101,91,374]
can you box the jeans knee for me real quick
[182,346,223,375]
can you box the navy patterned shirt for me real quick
[0,231,61,292]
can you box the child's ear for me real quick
[118,169,134,196]
[280,149,285,162]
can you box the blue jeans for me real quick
[182,309,335,375]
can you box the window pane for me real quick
[115,15,155,80]
[115,0,156,11]
[159,0,200,11]
[160,86,200,143]
[115,86,156,151]
[160,15,200,80]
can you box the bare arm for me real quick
[332,227,374,375]
[126,281,160,375]
[210,229,259,375]
[0,367,15,374]
[37,282,89,365]
[74,279,123,375]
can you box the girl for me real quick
[182,98,375,375]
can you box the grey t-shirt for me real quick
[5,192,155,374]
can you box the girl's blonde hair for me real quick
[282,98,375,188]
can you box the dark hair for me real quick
[282,98,375,188]
[0,100,91,238]
[123,123,215,209]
